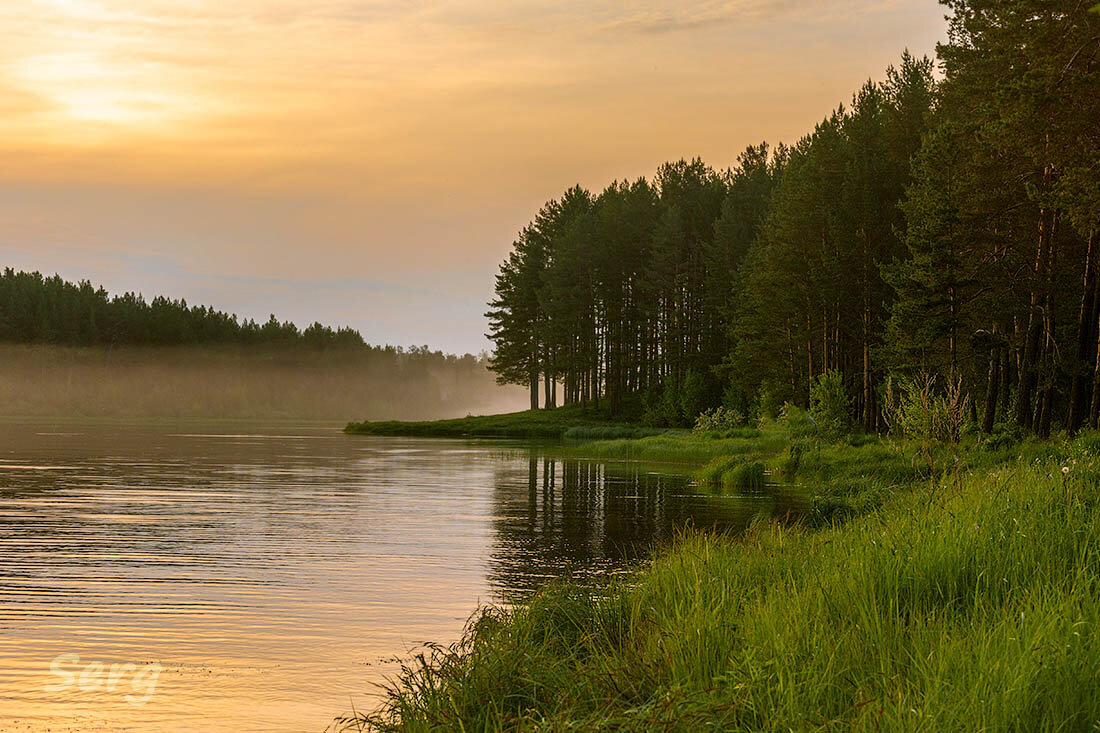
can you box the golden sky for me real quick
[0,0,946,352]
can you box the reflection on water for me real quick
[489,458,793,598]
[0,422,798,732]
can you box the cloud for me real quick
[598,1,764,34]
[596,0,918,35]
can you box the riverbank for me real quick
[345,406,663,439]
[341,425,1100,730]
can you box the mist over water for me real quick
[0,345,527,420]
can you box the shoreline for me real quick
[344,406,658,440]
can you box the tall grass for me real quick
[342,433,1100,731]
[693,456,766,490]
[559,431,786,465]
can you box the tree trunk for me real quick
[529,344,539,410]
[862,228,874,432]
[1016,205,1055,430]
[862,317,873,432]
[807,311,814,395]
[786,324,798,401]
[1091,316,1100,428]
[982,342,1001,434]
[543,362,552,409]
[1069,230,1099,434]
[1037,387,1053,438]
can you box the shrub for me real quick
[883,371,970,445]
[693,406,746,434]
[779,403,817,439]
[809,371,851,440]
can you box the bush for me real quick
[809,371,851,440]
[693,406,746,433]
[779,403,817,439]
[883,371,971,445]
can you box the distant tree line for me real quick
[488,0,1100,436]
[0,267,367,349]
[0,267,518,417]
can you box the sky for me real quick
[0,0,947,354]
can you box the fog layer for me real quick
[0,345,527,420]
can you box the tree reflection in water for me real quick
[487,452,806,600]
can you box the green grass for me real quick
[340,429,1100,732]
[345,405,632,439]
[562,425,670,441]
[693,456,767,490]
[557,430,785,465]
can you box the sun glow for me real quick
[14,52,191,126]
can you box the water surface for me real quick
[0,421,789,731]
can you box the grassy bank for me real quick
[342,428,1100,731]
[345,405,666,439]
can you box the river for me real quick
[0,421,787,731]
